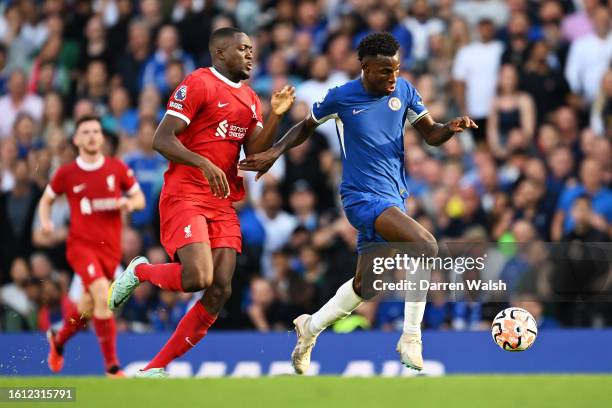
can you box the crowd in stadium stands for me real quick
[0,0,610,334]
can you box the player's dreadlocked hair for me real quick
[357,32,400,61]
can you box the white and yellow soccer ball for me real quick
[491,307,538,351]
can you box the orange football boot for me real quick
[46,329,64,373]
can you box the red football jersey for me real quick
[163,67,263,205]
[47,156,139,258]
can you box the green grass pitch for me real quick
[1,376,611,407]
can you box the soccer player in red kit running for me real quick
[107,27,295,377]
[39,115,145,377]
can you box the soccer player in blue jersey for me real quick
[239,32,477,373]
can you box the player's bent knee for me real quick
[182,263,213,291]
[209,283,232,305]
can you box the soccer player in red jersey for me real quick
[38,115,145,377]
[107,27,295,377]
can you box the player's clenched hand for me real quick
[117,197,134,212]
[238,149,279,181]
[271,85,296,115]
[447,116,478,133]
[40,220,55,236]
[200,158,230,198]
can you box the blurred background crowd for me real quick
[0,0,610,335]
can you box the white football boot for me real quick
[291,314,319,375]
[396,332,423,371]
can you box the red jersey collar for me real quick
[210,67,242,88]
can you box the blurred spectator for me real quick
[151,290,188,331]
[102,86,138,137]
[279,103,335,211]
[487,64,535,159]
[114,19,152,101]
[79,14,115,72]
[123,119,166,232]
[546,146,575,196]
[500,12,532,70]
[171,0,215,63]
[295,56,348,153]
[403,0,444,68]
[352,5,412,66]
[0,137,18,192]
[564,6,612,103]
[520,40,571,124]
[79,60,109,114]
[561,0,599,41]
[0,258,36,330]
[247,276,296,331]
[452,18,503,141]
[257,185,297,278]
[0,160,41,276]
[500,220,538,290]
[591,69,612,138]
[121,227,143,266]
[141,24,195,94]
[562,194,610,241]
[252,50,302,96]
[13,113,42,159]
[0,70,43,139]
[106,0,136,55]
[552,158,612,240]
[41,92,69,141]
[289,180,318,231]
[0,3,38,72]
[538,0,570,69]
[453,0,509,27]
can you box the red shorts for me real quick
[159,195,242,260]
[66,241,119,289]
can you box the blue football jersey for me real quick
[311,77,428,203]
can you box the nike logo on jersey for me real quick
[352,108,366,115]
[218,102,229,108]
[73,183,86,193]
[185,337,195,347]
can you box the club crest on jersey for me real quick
[106,175,115,191]
[388,97,402,111]
[174,85,187,101]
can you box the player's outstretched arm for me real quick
[153,114,230,198]
[413,114,478,146]
[244,85,295,156]
[239,115,319,180]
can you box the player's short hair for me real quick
[74,115,102,132]
[209,27,243,49]
[357,32,400,61]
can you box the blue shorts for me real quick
[342,192,406,253]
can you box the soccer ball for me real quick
[491,307,538,351]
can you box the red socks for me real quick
[55,302,88,347]
[93,317,119,370]
[144,302,216,370]
[135,263,184,291]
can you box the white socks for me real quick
[306,277,426,338]
[309,278,363,335]
[403,301,426,338]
